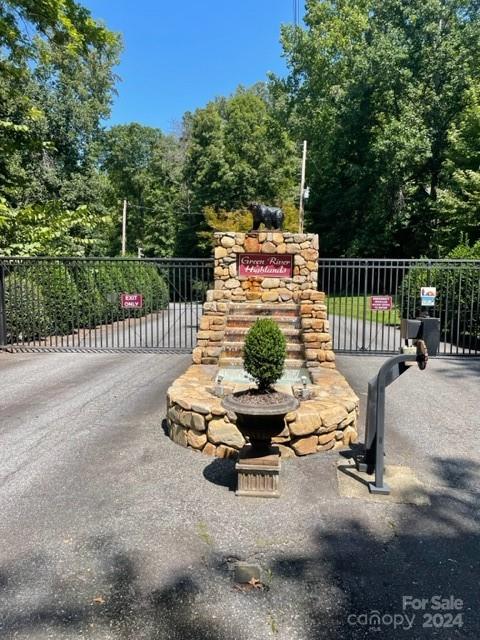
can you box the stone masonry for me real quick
[166,231,360,458]
[192,232,335,370]
[167,365,358,459]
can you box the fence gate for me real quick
[319,259,480,356]
[1,257,479,356]
[0,257,213,352]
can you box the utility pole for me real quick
[121,198,127,256]
[299,140,307,233]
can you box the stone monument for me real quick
[166,228,359,462]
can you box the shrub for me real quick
[398,262,442,320]
[243,318,286,391]
[26,261,80,335]
[68,263,108,328]
[4,260,171,342]
[4,272,52,342]
[148,265,170,310]
[126,262,169,314]
[93,261,130,320]
[88,261,169,322]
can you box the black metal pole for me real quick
[0,263,7,347]
[356,341,428,495]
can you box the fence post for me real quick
[0,263,7,347]
[361,261,368,351]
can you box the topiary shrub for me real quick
[243,318,287,391]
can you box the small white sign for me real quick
[420,287,436,307]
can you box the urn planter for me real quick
[222,391,299,457]
[223,391,299,497]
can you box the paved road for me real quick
[0,351,479,639]
[330,314,401,352]
[330,313,479,357]
[10,303,201,351]
[337,354,480,490]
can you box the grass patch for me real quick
[195,521,213,546]
[327,295,401,326]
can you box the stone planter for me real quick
[222,391,299,456]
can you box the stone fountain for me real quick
[166,230,359,464]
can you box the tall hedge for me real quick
[4,273,52,342]
[26,262,80,335]
[4,260,170,342]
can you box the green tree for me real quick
[184,103,232,211]
[279,0,480,257]
[0,0,119,195]
[100,123,187,257]
[0,1,120,255]
[184,85,298,213]
[436,83,480,251]
[0,199,111,256]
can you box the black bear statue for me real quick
[247,202,284,231]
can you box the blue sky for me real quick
[83,1,301,132]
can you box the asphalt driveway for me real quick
[0,351,479,639]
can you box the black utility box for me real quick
[400,317,440,356]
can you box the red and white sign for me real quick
[238,253,293,278]
[370,295,393,311]
[120,293,143,309]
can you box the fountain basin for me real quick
[217,366,311,385]
[166,364,359,458]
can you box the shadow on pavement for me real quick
[0,456,478,639]
[203,458,236,491]
[271,455,480,639]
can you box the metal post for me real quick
[369,368,389,494]
[298,140,307,233]
[0,263,7,347]
[355,340,428,495]
[121,199,127,257]
[361,261,368,350]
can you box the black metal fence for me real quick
[1,256,479,356]
[319,259,480,356]
[0,257,213,352]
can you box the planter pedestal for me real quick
[235,445,280,498]
[222,391,299,499]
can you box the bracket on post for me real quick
[355,340,428,495]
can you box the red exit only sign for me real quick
[120,293,143,309]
